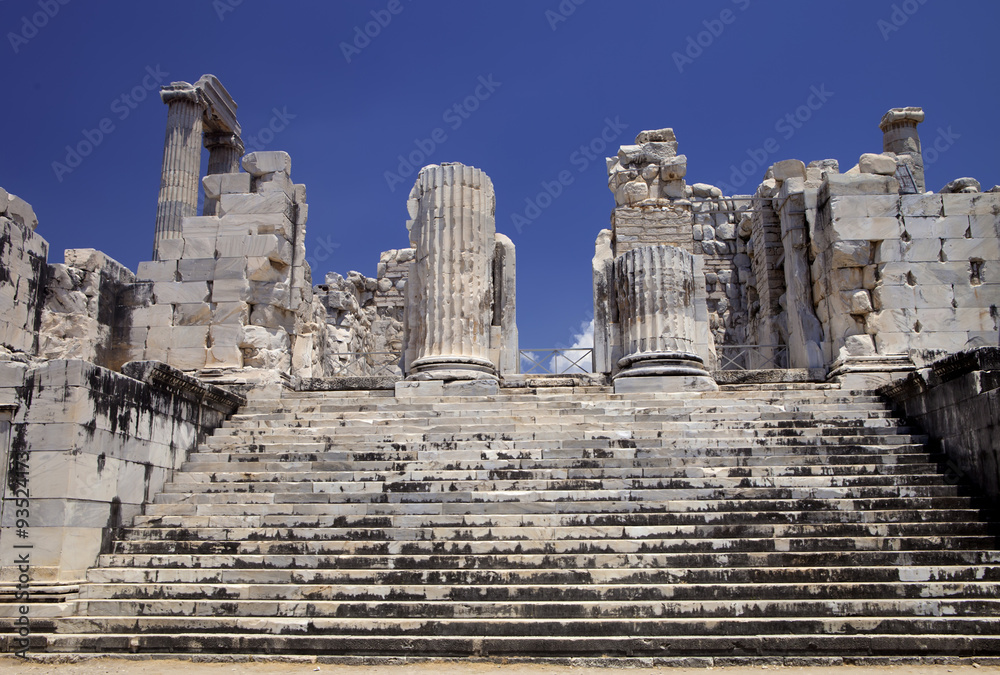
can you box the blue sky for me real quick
[2,0,998,350]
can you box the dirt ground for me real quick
[3,658,1000,675]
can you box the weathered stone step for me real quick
[156,484,965,505]
[24,631,1000,658]
[223,412,904,428]
[164,473,951,494]
[95,547,1000,572]
[116,520,992,543]
[137,505,992,528]
[106,534,998,557]
[150,495,980,516]
[77,579,1000,603]
[183,450,938,470]
[76,597,1000,620]
[208,427,922,444]
[26,615,1000,638]
[199,441,933,459]
[174,462,943,482]
[84,563,1000,588]
[21,632,1000,666]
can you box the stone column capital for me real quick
[203,131,244,153]
[160,82,208,108]
[879,107,925,132]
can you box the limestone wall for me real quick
[0,189,46,358]
[0,359,243,585]
[39,249,136,371]
[812,177,1000,373]
[882,348,1000,501]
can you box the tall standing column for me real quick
[613,244,716,392]
[404,163,497,380]
[154,82,206,259]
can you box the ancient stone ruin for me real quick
[0,76,999,664]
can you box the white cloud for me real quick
[521,317,595,374]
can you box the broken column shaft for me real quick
[405,163,498,380]
[612,244,716,391]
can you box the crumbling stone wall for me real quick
[40,249,135,371]
[313,248,410,377]
[0,189,45,358]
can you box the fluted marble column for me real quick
[154,82,206,259]
[404,163,497,380]
[613,244,716,390]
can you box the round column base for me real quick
[407,355,498,381]
[613,351,718,392]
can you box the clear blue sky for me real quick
[2,0,998,350]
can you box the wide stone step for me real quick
[198,442,933,460]
[207,428,922,444]
[173,463,944,484]
[75,597,1000,620]
[136,506,993,528]
[182,450,938,470]
[94,548,1000,571]
[78,579,1000,603]
[155,485,965,505]
[24,631,1000,658]
[222,414,905,428]
[84,563,1000,588]
[150,495,980,515]
[164,472,951,494]
[116,520,993,543]
[25,615,1000,638]
[106,534,998,557]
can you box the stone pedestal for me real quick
[404,163,498,381]
[154,83,207,259]
[612,244,716,392]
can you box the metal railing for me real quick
[716,344,788,371]
[329,351,402,377]
[519,348,594,375]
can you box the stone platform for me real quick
[2,383,999,658]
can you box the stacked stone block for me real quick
[0,189,46,357]
[133,151,311,378]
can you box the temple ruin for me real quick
[0,75,998,663]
